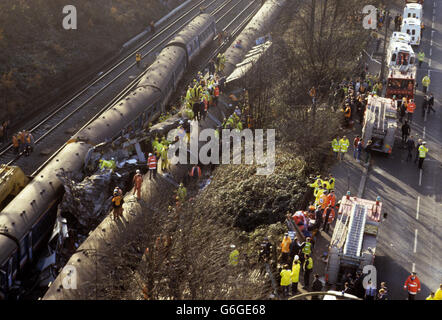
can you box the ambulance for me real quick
[401,17,422,45]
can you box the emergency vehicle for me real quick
[386,66,417,100]
[401,17,422,45]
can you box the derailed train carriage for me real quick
[0,13,216,299]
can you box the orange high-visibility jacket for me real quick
[404,276,421,294]
[148,155,157,169]
[322,207,335,224]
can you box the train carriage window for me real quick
[412,29,415,35]
[391,53,396,62]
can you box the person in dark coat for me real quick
[422,95,428,117]
[401,121,411,144]
[311,274,323,300]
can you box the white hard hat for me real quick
[136,169,141,174]
[294,255,299,261]
[422,141,426,145]
[230,244,236,249]
[148,153,152,156]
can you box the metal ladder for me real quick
[343,204,367,257]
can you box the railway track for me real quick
[0,0,259,174]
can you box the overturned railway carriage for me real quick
[0,13,216,299]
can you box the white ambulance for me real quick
[401,17,422,45]
[403,3,423,20]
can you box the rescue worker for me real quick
[258,237,273,263]
[215,53,226,73]
[406,99,416,123]
[301,237,312,262]
[417,50,425,67]
[114,186,123,196]
[132,169,143,200]
[291,255,301,295]
[111,190,124,221]
[364,140,373,164]
[24,131,34,156]
[426,292,436,300]
[149,21,155,34]
[332,136,340,159]
[343,103,351,127]
[327,190,336,209]
[160,144,169,172]
[322,205,335,233]
[417,141,428,170]
[319,190,329,210]
[12,134,19,154]
[147,153,157,180]
[427,93,436,114]
[404,272,421,300]
[18,131,25,153]
[280,264,292,297]
[303,254,314,289]
[152,137,161,157]
[414,138,423,164]
[435,284,442,300]
[422,75,430,94]
[327,174,335,191]
[229,244,239,266]
[177,183,187,203]
[189,164,202,182]
[339,135,350,161]
[280,232,291,265]
[99,158,116,171]
[136,52,142,68]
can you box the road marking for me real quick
[423,126,426,139]
[419,169,423,186]
[412,262,416,273]
[416,196,420,220]
[429,48,432,57]
[414,229,418,253]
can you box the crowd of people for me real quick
[11,130,35,156]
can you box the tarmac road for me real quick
[369,0,442,300]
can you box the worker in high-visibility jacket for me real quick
[111,190,124,221]
[339,136,350,161]
[280,233,291,265]
[301,237,312,259]
[160,144,170,172]
[327,190,336,208]
[332,137,340,158]
[229,244,239,266]
[177,183,187,203]
[136,52,142,68]
[319,190,329,210]
[309,176,323,200]
[280,264,292,297]
[152,137,161,157]
[417,51,425,67]
[327,174,335,191]
[417,141,428,170]
[314,186,326,206]
[422,75,431,94]
[303,254,314,289]
[99,158,116,171]
[132,169,143,200]
[189,164,202,181]
[404,272,421,300]
[147,153,157,180]
[434,284,442,300]
[291,256,301,295]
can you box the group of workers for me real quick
[274,173,341,298]
[11,130,35,156]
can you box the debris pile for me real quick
[57,170,113,227]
